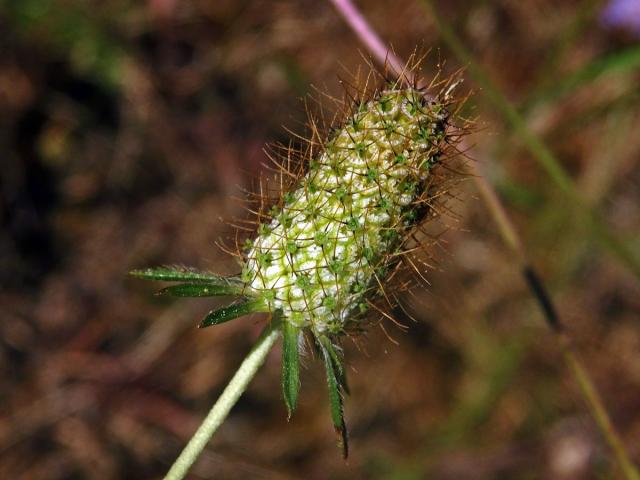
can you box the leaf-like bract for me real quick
[321,338,349,459]
[157,283,244,297]
[282,320,301,419]
[130,267,243,286]
[320,336,350,395]
[199,299,268,328]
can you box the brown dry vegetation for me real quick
[1,1,639,479]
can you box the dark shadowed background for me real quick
[1,0,639,478]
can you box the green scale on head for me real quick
[242,87,447,335]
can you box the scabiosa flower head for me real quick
[131,60,467,457]
[241,86,448,336]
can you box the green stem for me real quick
[563,345,640,480]
[164,320,281,480]
[420,0,640,280]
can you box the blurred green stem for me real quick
[420,2,640,477]
[164,319,281,480]
[527,0,602,95]
[421,0,640,280]
[562,339,640,480]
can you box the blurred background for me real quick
[1,0,639,478]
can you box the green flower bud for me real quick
[242,87,448,335]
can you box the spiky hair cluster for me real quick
[241,87,448,335]
[131,62,465,458]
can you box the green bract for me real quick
[131,82,452,458]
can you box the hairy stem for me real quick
[164,320,280,480]
[328,0,407,78]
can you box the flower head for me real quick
[130,65,464,457]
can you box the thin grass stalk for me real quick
[562,339,640,480]
[420,0,640,280]
[327,0,640,477]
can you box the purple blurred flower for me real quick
[601,0,640,37]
